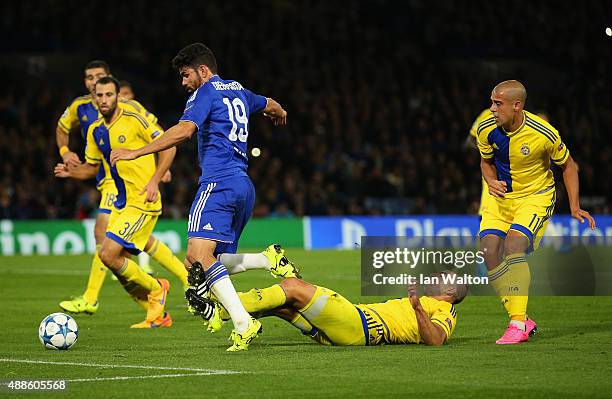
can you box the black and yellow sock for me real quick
[290,313,315,334]
[147,238,188,286]
[83,245,107,305]
[487,259,512,317]
[114,272,149,310]
[238,285,286,314]
[117,258,161,293]
[506,253,530,321]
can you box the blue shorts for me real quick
[187,176,255,255]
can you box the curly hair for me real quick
[172,43,218,74]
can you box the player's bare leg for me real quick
[480,234,504,271]
[186,238,261,351]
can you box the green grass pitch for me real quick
[1,249,611,398]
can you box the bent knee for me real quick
[98,247,114,267]
[280,278,313,303]
[504,233,530,256]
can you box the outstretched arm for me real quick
[110,121,196,166]
[408,284,447,346]
[262,98,287,126]
[559,155,596,229]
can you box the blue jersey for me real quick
[179,75,267,183]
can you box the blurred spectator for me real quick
[0,1,609,219]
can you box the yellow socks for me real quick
[147,238,188,286]
[117,258,161,293]
[83,246,107,305]
[487,253,530,321]
[290,313,315,334]
[238,285,286,314]
[506,253,530,321]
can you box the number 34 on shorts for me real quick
[106,206,158,255]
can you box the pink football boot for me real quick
[496,323,529,344]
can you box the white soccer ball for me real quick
[38,313,78,350]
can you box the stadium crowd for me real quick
[0,1,610,219]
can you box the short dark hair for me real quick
[172,43,218,74]
[453,283,468,304]
[95,76,121,93]
[84,60,110,74]
[119,80,132,89]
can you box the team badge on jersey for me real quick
[118,135,126,143]
[521,143,530,156]
[82,115,88,122]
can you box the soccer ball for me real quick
[38,313,78,350]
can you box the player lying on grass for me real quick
[188,264,467,347]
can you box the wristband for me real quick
[59,146,70,157]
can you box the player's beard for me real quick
[101,103,117,121]
[187,77,202,93]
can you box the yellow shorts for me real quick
[97,180,117,214]
[299,286,367,346]
[478,178,491,216]
[479,187,556,251]
[106,206,158,255]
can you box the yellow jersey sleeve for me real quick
[477,120,497,159]
[140,120,164,144]
[549,133,570,166]
[119,99,159,126]
[470,109,492,139]
[421,297,457,341]
[84,123,102,165]
[57,99,81,134]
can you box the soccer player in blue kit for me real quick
[111,43,288,351]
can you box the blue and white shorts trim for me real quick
[186,177,256,256]
[188,182,217,234]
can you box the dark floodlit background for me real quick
[1,0,610,220]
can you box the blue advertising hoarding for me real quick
[305,215,612,249]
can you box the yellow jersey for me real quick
[477,110,570,199]
[357,296,457,345]
[58,95,159,187]
[469,109,493,139]
[85,109,164,215]
[470,109,494,215]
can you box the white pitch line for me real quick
[0,359,242,375]
[66,372,227,383]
